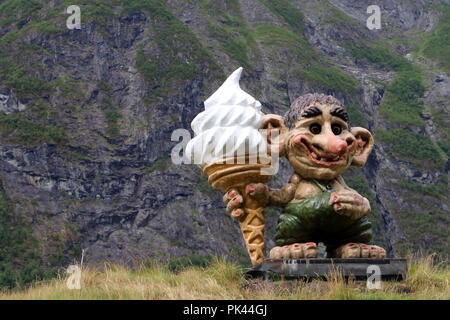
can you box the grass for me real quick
[199,0,260,71]
[0,51,67,146]
[0,20,62,47]
[130,0,221,100]
[322,3,358,27]
[392,174,448,200]
[379,67,425,127]
[346,103,366,126]
[98,84,122,137]
[207,24,252,70]
[0,0,42,27]
[369,51,445,170]
[0,56,53,98]
[395,210,449,257]
[142,157,171,174]
[376,128,444,170]
[0,256,448,300]
[299,65,357,97]
[416,5,450,72]
[343,41,410,71]
[254,24,358,97]
[0,180,56,290]
[259,0,305,34]
[0,112,66,146]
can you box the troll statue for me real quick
[223,93,386,260]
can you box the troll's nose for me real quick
[327,136,347,155]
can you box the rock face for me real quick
[0,0,448,270]
[0,88,26,114]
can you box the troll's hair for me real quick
[284,93,345,129]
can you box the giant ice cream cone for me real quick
[203,156,272,265]
[186,67,271,265]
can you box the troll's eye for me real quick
[331,123,342,135]
[309,123,321,135]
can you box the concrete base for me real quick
[247,258,408,281]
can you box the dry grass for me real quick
[1,256,448,300]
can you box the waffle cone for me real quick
[203,156,272,265]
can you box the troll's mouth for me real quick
[295,137,346,167]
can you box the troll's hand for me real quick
[223,183,270,220]
[330,190,370,220]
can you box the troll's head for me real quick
[262,93,374,180]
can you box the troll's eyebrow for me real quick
[301,106,322,118]
[330,106,349,122]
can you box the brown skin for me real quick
[223,103,386,259]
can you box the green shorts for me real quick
[275,192,372,250]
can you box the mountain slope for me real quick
[0,0,448,288]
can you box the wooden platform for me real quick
[246,258,408,281]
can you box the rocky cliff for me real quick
[0,0,448,285]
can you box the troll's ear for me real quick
[260,114,287,157]
[351,127,374,166]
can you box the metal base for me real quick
[247,258,408,281]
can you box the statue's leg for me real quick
[270,213,317,259]
[326,218,386,258]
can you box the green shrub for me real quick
[0,57,52,98]
[0,113,66,146]
[103,110,123,137]
[128,0,219,98]
[142,157,170,174]
[254,24,313,58]
[0,181,53,290]
[83,1,115,27]
[421,5,450,72]
[259,0,305,34]
[97,85,123,137]
[255,24,357,96]
[379,68,425,127]
[343,41,410,71]
[395,209,449,257]
[377,128,444,169]
[208,24,251,70]
[0,0,42,27]
[323,5,358,27]
[299,65,357,96]
[346,103,366,126]
[197,1,258,71]
[393,175,448,199]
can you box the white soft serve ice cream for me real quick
[186,67,267,164]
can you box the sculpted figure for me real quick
[223,93,386,259]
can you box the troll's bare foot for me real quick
[333,243,386,258]
[269,242,318,259]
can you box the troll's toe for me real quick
[269,246,283,259]
[334,243,361,258]
[269,246,290,259]
[270,243,318,260]
[303,242,318,258]
[289,243,304,259]
[360,244,371,258]
[369,245,386,259]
